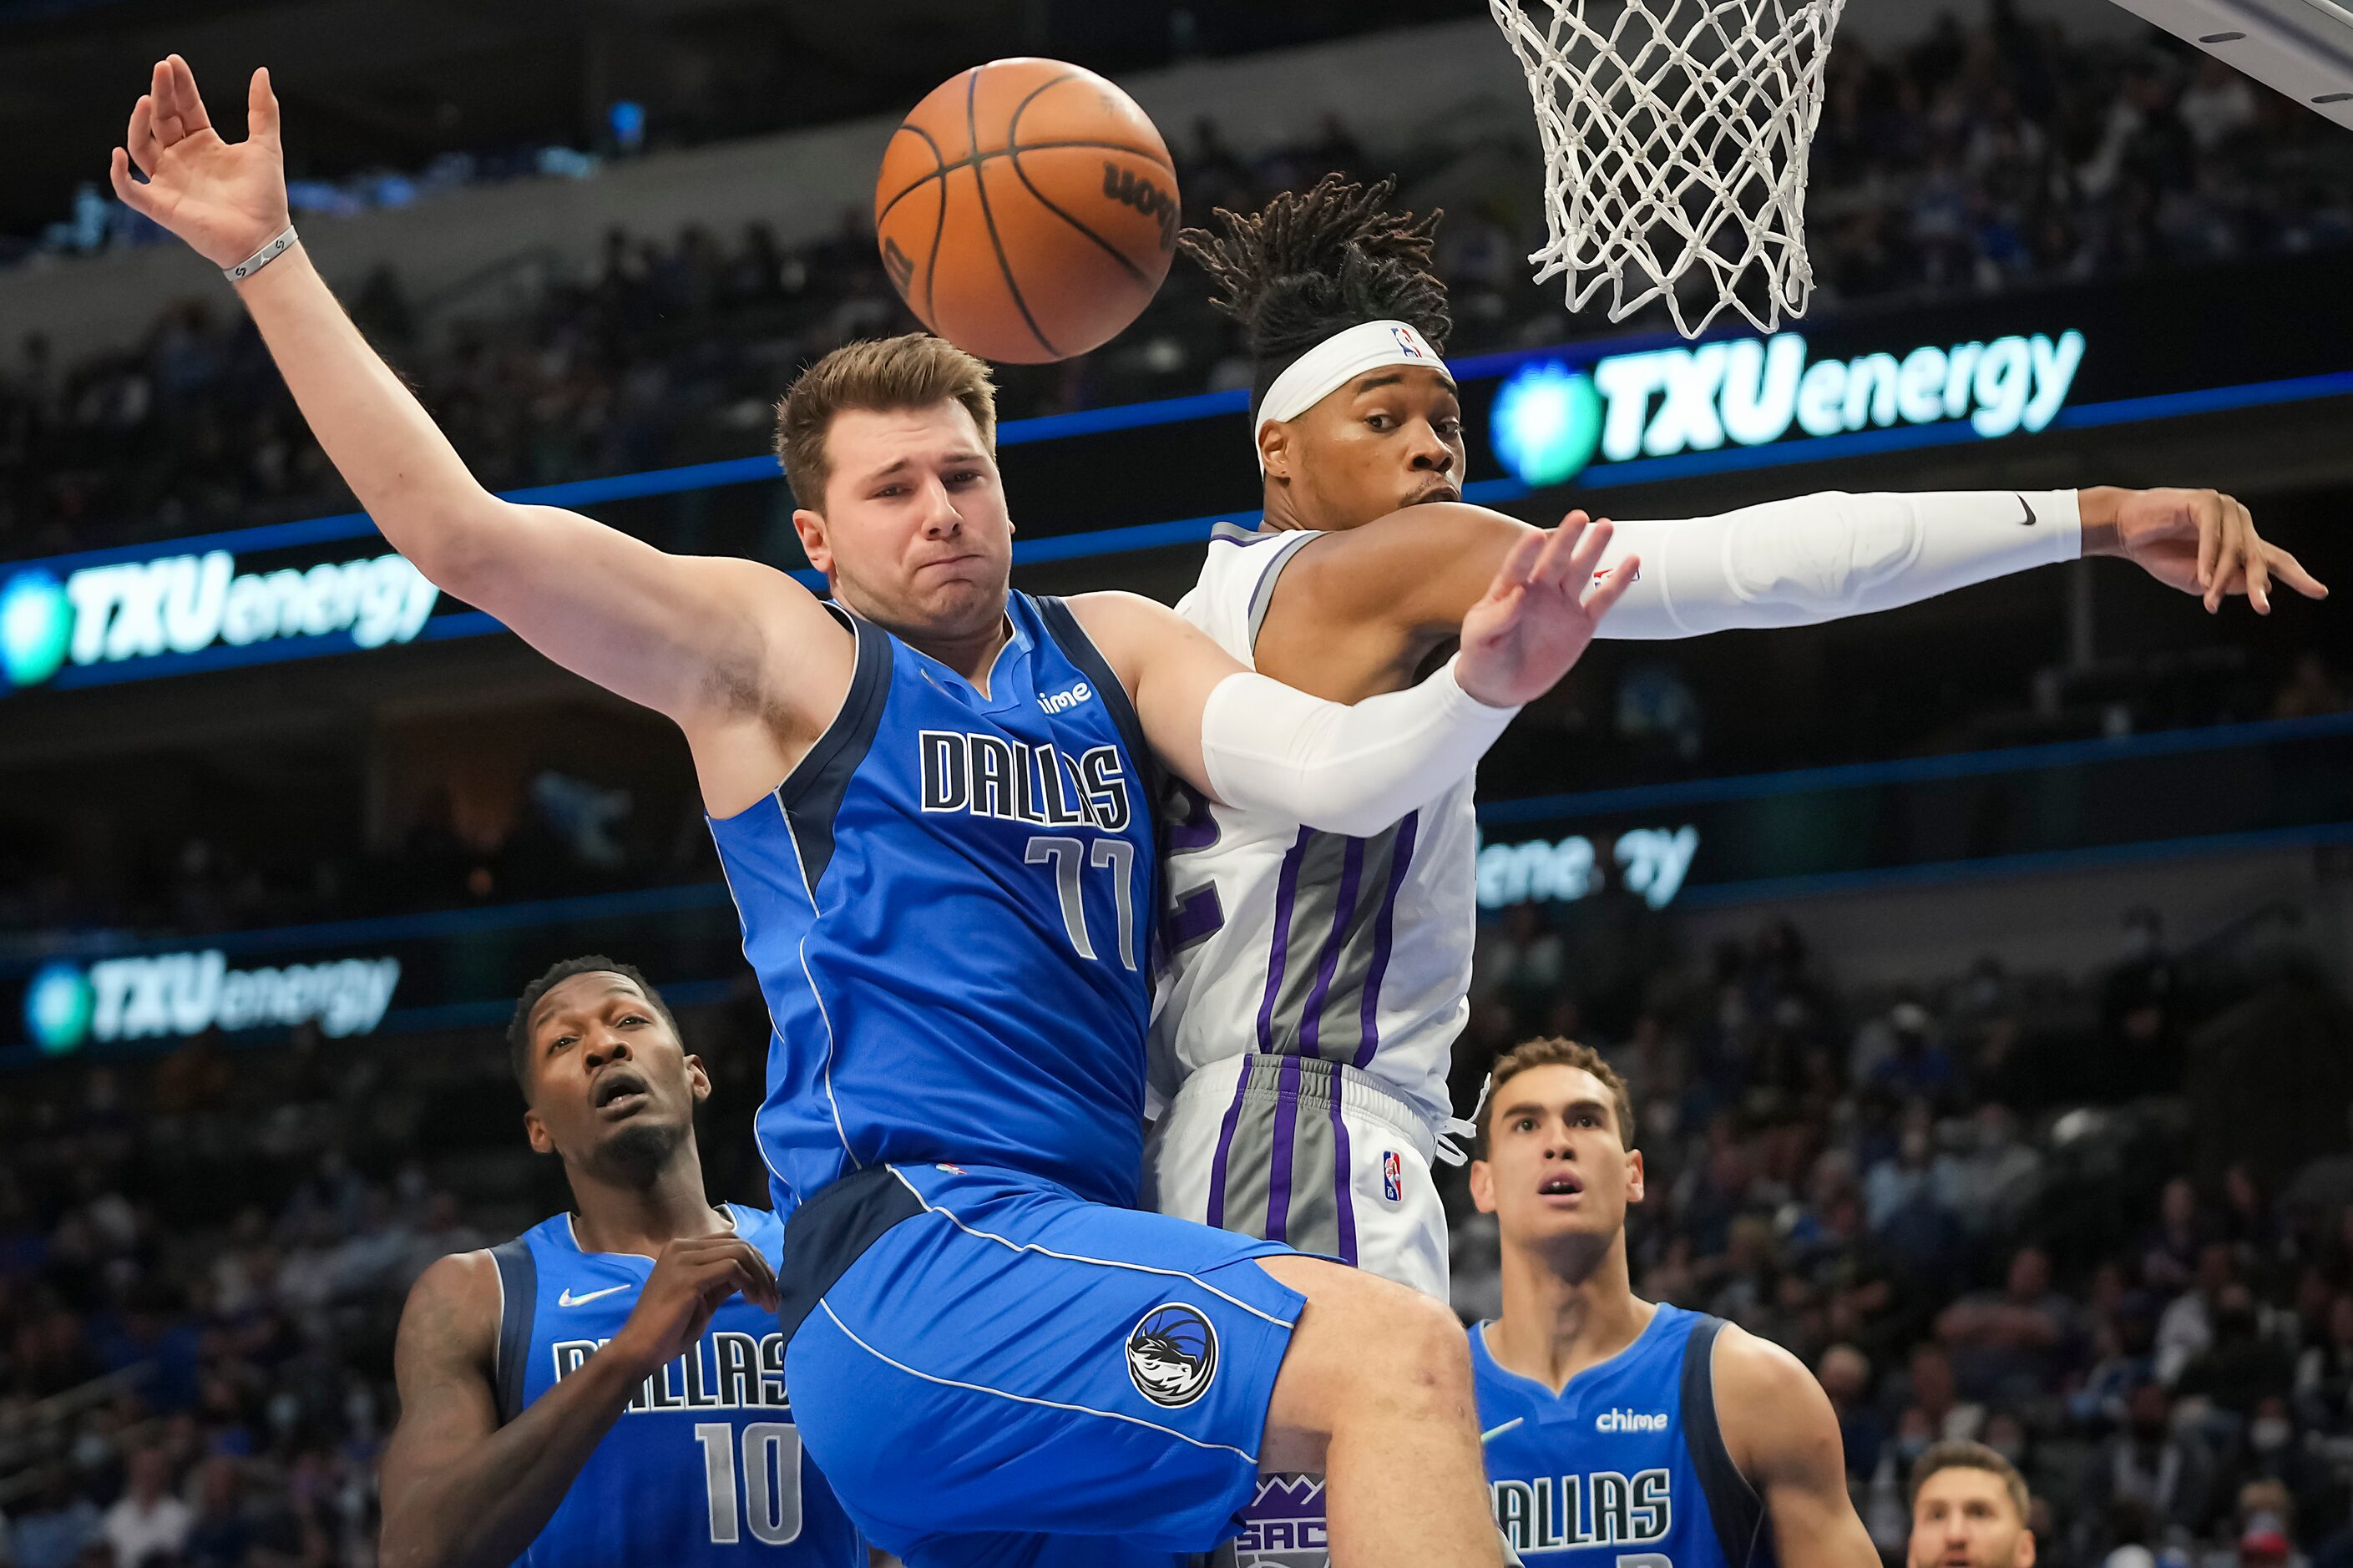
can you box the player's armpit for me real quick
[438,509,856,817]
[433,508,854,780]
[1711,1325,1883,1568]
[1255,503,1538,701]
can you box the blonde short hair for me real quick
[773,333,998,509]
[1911,1440,2031,1521]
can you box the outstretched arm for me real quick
[1711,1324,1883,1568]
[111,58,848,811]
[1075,519,1636,836]
[1257,488,2324,700]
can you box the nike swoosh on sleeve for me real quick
[557,1283,630,1308]
[2016,494,2037,526]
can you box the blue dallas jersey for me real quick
[707,594,1157,1216]
[1472,1304,1771,1568]
[487,1205,863,1568]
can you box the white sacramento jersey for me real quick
[1146,521,1476,1299]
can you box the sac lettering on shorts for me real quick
[1489,1468,1673,1556]
[1125,1303,1218,1408]
[1233,1474,1328,1562]
[918,731,1132,833]
[551,1329,792,1414]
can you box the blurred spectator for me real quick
[99,1449,189,1568]
[1819,1342,1888,1477]
[13,1472,101,1568]
[2076,1382,2217,1553]
[1937,1245,2078,1400]
[2159,1244,2242,1387]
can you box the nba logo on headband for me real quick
[1390,325,1429,358]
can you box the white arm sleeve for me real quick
[1589,489,2082,640]
[1199,655,1517,837]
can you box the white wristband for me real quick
[224,224,298,283]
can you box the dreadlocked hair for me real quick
[1178,175,1450,408]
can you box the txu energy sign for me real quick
[1490,329,2087,488]
[0,548,440,693]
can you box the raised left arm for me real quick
[1711,1324,1883,1568]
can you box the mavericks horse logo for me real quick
[1126,1303,1218,1408]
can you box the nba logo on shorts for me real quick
[1382,1151,1403,1202]
[1126,1303,1218,1408]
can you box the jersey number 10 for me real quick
[693,1422,803,1546]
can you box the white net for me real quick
[1491,0,1848,338]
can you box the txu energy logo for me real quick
[0,570,73,688]
[1490,329,2086,488]
[0,549,440,693]
[21,950,402,1054]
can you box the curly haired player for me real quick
[1148,174,2323,1566]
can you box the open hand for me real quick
[2086,486,2328,615]
[1455,513,1637,707]
[109,55,290,272]
[604,1233,780,1378]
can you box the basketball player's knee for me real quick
[1352,1288,1474,1418]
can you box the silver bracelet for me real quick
[224,223,298,283]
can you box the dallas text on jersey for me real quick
[1490,1469,1674,1556]
[549,1330,790,1414]
[917,732,1133,832]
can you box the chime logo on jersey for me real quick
[918,731,1133,832]
[1126,1303,1217,1408]
[1383,1151,1404,1202]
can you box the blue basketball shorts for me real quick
[775,1162,1307,1567]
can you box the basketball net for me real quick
[1490,0,1847,337]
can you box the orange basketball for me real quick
[874,58,1179,365]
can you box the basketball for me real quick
[874,58,1179,364]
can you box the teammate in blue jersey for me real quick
[377,956,868,1568]
[119,57,1637,1568]
[1465,1037,1880,1568]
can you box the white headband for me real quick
[1253,319,1450,470]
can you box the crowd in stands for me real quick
[0,889,2348,1567]
[2,11,2350,559]
[1449,900,2353,1568]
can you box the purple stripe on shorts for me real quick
[1353,810,1419,1070]
[1206,1060,1252,1230]
[1255,829,1312,1054]
[1297,834,1365,1058]
[1330,1091,1358,1267]
[1265,1054,1302,1242]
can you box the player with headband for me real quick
[1147,175,2324,1565]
